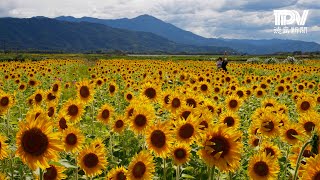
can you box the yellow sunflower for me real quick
[198,125,242,172]
[141,82,160,102]
[248,153,279,180]
[62,126,85,153]
[225,95,242,112]
[107,166,127,180]
[0,134,9,160]
[26,106,46,122]
[299,112,319,135]
[256,113,280,138]
[76,80,95,104]
[97,103,114,125]
[77,145,108,178]
[112,114,127,134]
[128,150,155,180]
[16,116,62,170]
[281,123,305,145]
[174,115,200,145]
[42,164,66,180]
[146,121,173,158]
[0,92,14,114]
[296,95,316,114]
[61,99,84,124]
[0,172,8,180]
[259,141,281,159]
[129,105,155,135]
[56,113,70,131]
[301,154,320,180]
[171,143,191,165]
[219,111,240,129]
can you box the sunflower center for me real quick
[174,148,187,159]
[128,108,134,117]
[151,130,166,148]
[29,80,36,86]
[278,86,284,92]
[265,103,273,107]
[181,111,191,120]
[132,161,146,178]
[66,133,77,145]
[199,121,208,130]
[135,114,147,127]
[68,105,79,116]
[145,88,156,99]
[35,94,42,103]
[237,91,244,97]
[102,109,110,119]
[265,147,275,156]
[179,123,194,139]
[317,97,320,103]
[261,84,267,89]
[303,150,312,158]
[262,121,274,132]
[109,85,116,93]
[0,97,9,106]
[80,86,90,98]
[286,129,298,140]
[47,93,56,101]
[229,100,238,108]
[224,116,235,127]
[43,165,58,180]
[52,84,59,92]
[83,153,99,168]
[127,94,133,100]
[59,118,68,130]
[313,172,320,180]
[300,101,310,111]
[253,161,269,177]
[172,98,181,108]
[253,139,259,147]
[304,122,315,132]
[207,106,214,112]
[186,98,196,108]
[48,107,54,117]
[208,135,230,158]
[115,120,124,128]
[214,87,220,93]
[201,84,208,91]
[21,128,49,156]
[116,171,126,180]
[19,84,25,90]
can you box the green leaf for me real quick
[181,174,195,179]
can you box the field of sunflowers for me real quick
[0,58,320,180]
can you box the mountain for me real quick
[56,15,320,54]
[0,17,233,53]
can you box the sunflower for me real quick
[198,112,213,131]
[167,92,184,113]
[281,123,305,145]
[261,98,278,108]
[47,103,57,118]
[129,105,155,135]
[225,95,242,112]
[45,90,58,104]
[78,145,108,178]
[249,135,260,148]
[128,150,155,180]
[296,95,316,114]
[174,104,199,121]
[125,91,134,102]
[141,82,160,102]
[16,116,62,170]
[0,172,8,180]
[89,138,106,151]
[76,80,95,104]
[0,134,9,160]
[248,153,279,180]
[0,92,14,113]
[112,115,127,134]
[256,112,280,138]
[62,126,85,153]
[61,99,84,124]
[301,154,320,180]
[42,164,66,180]
[174,115,200,145]
[299,112,319,135]
[198,125,242,172]
[198,81,211,95]
[171,143,191,165]
[108,82,117,96]
[219,111,240,129]
[255,88,265,98]
[26,106,46,122]
[289,144,314,169]
[146,121,173,158]
[259,141,281,159]
[56,113,70,131]
[18,83,27,91]
[32,89,45,106]
[28,78,39,88]
[97,103,114,125]
[107,166,128,180]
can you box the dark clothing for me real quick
[221,59,228,71]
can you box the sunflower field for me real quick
[0,59,320,180]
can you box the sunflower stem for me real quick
[163,158,167,180]
[293,140,311,180]
[39,168,44,180]
[75,153,78,180]
[282,145,290,179]
[210,166,215,180]
[176,165,180,180]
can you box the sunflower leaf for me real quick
[181,174,195,179]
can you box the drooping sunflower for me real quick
[97,103,114,125]
[77,145,108,178]
[259,141,281,159]
[248,153,279,180]
[76,80,95,104]
[129,105,155,135]
[225,95,242,112]
[281,123,305,145]
[107,166,128,180]
[62,126,85,153]
[171,143,191,165]
[128,150,155,180]
[61,99,84,124]
[219,111,240,129]
[112,114,127,134]
[42,164,66,180]
[0,134,9,160]
[174,115,200,145]
[146,121,173,158]
[16,116,62,170]
[301,154,320,180]
[198,125,242,172]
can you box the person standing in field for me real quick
[216,57,223,70]
[221,51,229,72]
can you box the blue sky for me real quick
[0,0,319,43]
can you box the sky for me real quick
[0,0,319,43]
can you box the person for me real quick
[216,57,222,70]
[221,51,228,72]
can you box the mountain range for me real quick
[0,14,319,54]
